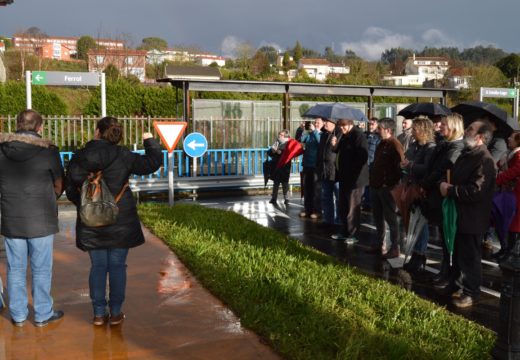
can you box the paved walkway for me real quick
[0,205,279,360]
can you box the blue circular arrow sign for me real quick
[183,132,208,158]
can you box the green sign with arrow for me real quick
[32,71,47,85]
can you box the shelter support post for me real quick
[283,88,290,130]
[493,238,520,359]
[183,81,190,123]
[367,94,373,119]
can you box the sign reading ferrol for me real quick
[32,71,100,86]
[481,87,518,99]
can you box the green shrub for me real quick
[138,203,495,360]
[141,86,178,117]
[84,79,142,116]
[0,81,68,115]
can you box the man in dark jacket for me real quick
[368,118,404,258]
[331,120,369,242]
[0,110,64,327]
[439,120,497,308]
[315,119,340,225]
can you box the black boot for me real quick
[403,252,426,273]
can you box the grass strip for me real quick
[138,203,495,360]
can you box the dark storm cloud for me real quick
[1,0,518,59]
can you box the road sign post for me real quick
[26,71,31,109]
[153,121,187,206]
[183,132,208,180]
[27,71,105,114]
[480,87,519,122]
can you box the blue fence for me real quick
[60,149,303,180]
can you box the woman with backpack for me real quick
[66,116,162,326]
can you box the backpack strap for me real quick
[114,181,129,203]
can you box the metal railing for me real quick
[60,148,303,192]
[0,115,177,150]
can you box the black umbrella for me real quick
[303,103,368,122]
[451,101,514,137]
[398,102,452,119]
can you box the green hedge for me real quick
[0,81,68,115]
[83,79,180,117]
[138,203,494,360]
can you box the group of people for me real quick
[1,110,162,327]
[270,109,519,308]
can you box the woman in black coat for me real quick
[420,114,465,283]
[66,117,162,326]
[400,117,436,272]
[268,129,292,204]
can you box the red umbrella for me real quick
[276,139,303,169]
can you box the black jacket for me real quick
[0,132,64,238]
[420,139,464,224]
[267,141,291,183]
[316,129,339,181]
[66,138,162,251]
[403,141,436,184]
[447,144,497,234]
[334,126,369,188]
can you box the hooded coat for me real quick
[66,138,162,251]
[0,131,64,238]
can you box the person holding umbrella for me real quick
[421,114,465,286]
[400,117,436,272]
[315,118,341,225]
[331,118,369,242]
[268,130,293,205]
[439,120,496,308]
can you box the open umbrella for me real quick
[276,138,304,169]
[451,101,513,138]
[303,103,368,122]
[398,102,452,119]
[491,190,516,247]
[403,204,428,264]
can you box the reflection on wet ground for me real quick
[194,195,501,332]
[0,205,280,360]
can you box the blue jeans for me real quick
[88,248,129,317]
[321,180,339,224]
[413,224,430,254]
[5,235,54,323]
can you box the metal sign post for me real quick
[183,132,208,179]
[168,152,174,206]
[25,71,31,109]
[153,121,188,206]
[480,87,519,121]
[26,71,104,113]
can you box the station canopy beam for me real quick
[157,78,455,123]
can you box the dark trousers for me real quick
[271,181,289,200]
[370,186,400,250]
[338,184,363,237]
[453,232,483,298]
[302,167,321,215]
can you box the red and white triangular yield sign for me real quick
[153,121,187,153]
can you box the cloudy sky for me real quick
[1,0,518,60]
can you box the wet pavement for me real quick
[0,195,502,359]
[0,205,279,360]
[193,194,502,333]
